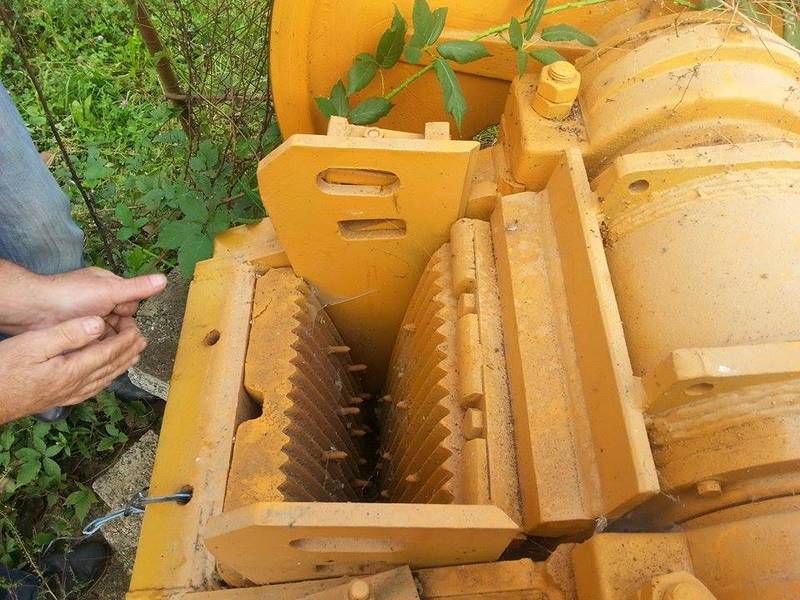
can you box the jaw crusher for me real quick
[127,1,800,598]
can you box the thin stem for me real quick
[384,63,435,100]
[382,0,616,103]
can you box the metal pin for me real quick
[348,364,368,373]
[405,473,419,483]
[402,323,416,333]
[327,345,351,355]
[380,489,390,499]
[379,394,393,404]
[354,479,370,489]
[349,396,364,405]
[322,450,348,461]
[358,458,368,465]
[337,407,361,416]
[382,452,392,460]
[350,429,368,437]
[396,401,409,410]
[358,393,373,400]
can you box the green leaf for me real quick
[207,207,233,238]
[42,457,61,479]
[14,448,39,462]
[178,232,213,278]
[158,219,203,251]
[437,40,491,64]
[84,147,113,185]
[509,17,524,50]
[541,24,597,46]
[426,7,448,46]
[65,487,97,523]
[315,97,337,118]
[349,97,393,125]
[330,80,350,117]
[376,7,408,69]
[349,54,379,96]
[0,428,14,450]
[412,0,434,41]
[783,3,800,49]
[530,48,566,65]
[525,0,547,39]
[433,58,467,131]
[16,460,41,486]
[178,195,209,223]
[32,436,47,456]
[44,445,61,458]
[114,203,134,227]
[405,44,423,65]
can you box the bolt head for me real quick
[696,479,722,497]
[349,579,371,600]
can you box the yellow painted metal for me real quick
[270,0,636,139]
[132,4,800,598]
[202,502,519,585]
[257,121,479,388]
[129,258,258,594]
[573,498,800,599]
[504,13,800,189]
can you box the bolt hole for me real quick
[203,329,221,346]
[628,179,650,194]
[178,485,193,505]
[685,382,714,397]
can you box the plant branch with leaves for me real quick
[315,0,599,130]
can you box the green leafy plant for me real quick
[0,393,155,567]
[315,0,599,130]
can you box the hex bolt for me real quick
[696,479,722,497]
[349,579,371,600]
[664,581,713,600]
[548,60,578,83]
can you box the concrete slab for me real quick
[131,269,189,399]
[91,430,159,575]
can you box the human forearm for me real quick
[0,259,47,334]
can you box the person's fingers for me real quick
[28,317,106,361]
[65,354,142,405]
[58,326,145,379]
[113,316,139,332]
[109,273,167,306]
[79,335,145,389]
[112,300,140,317]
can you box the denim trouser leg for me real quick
[0,82,84,275]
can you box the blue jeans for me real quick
[0,82,84,275]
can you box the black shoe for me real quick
[39,536,111,597]
[107,372,159,403]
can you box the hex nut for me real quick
[532,93,575,120]
[537,61,581,103]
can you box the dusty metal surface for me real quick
[129,2,800,598]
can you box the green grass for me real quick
[1,0,278,277]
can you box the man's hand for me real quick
[0,262,167,335]
[0,316,146,424]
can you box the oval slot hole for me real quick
[290,537,406,554]
[338,219,406,240]
[318,168,400,196]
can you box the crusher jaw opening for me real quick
[129,8,800,600]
